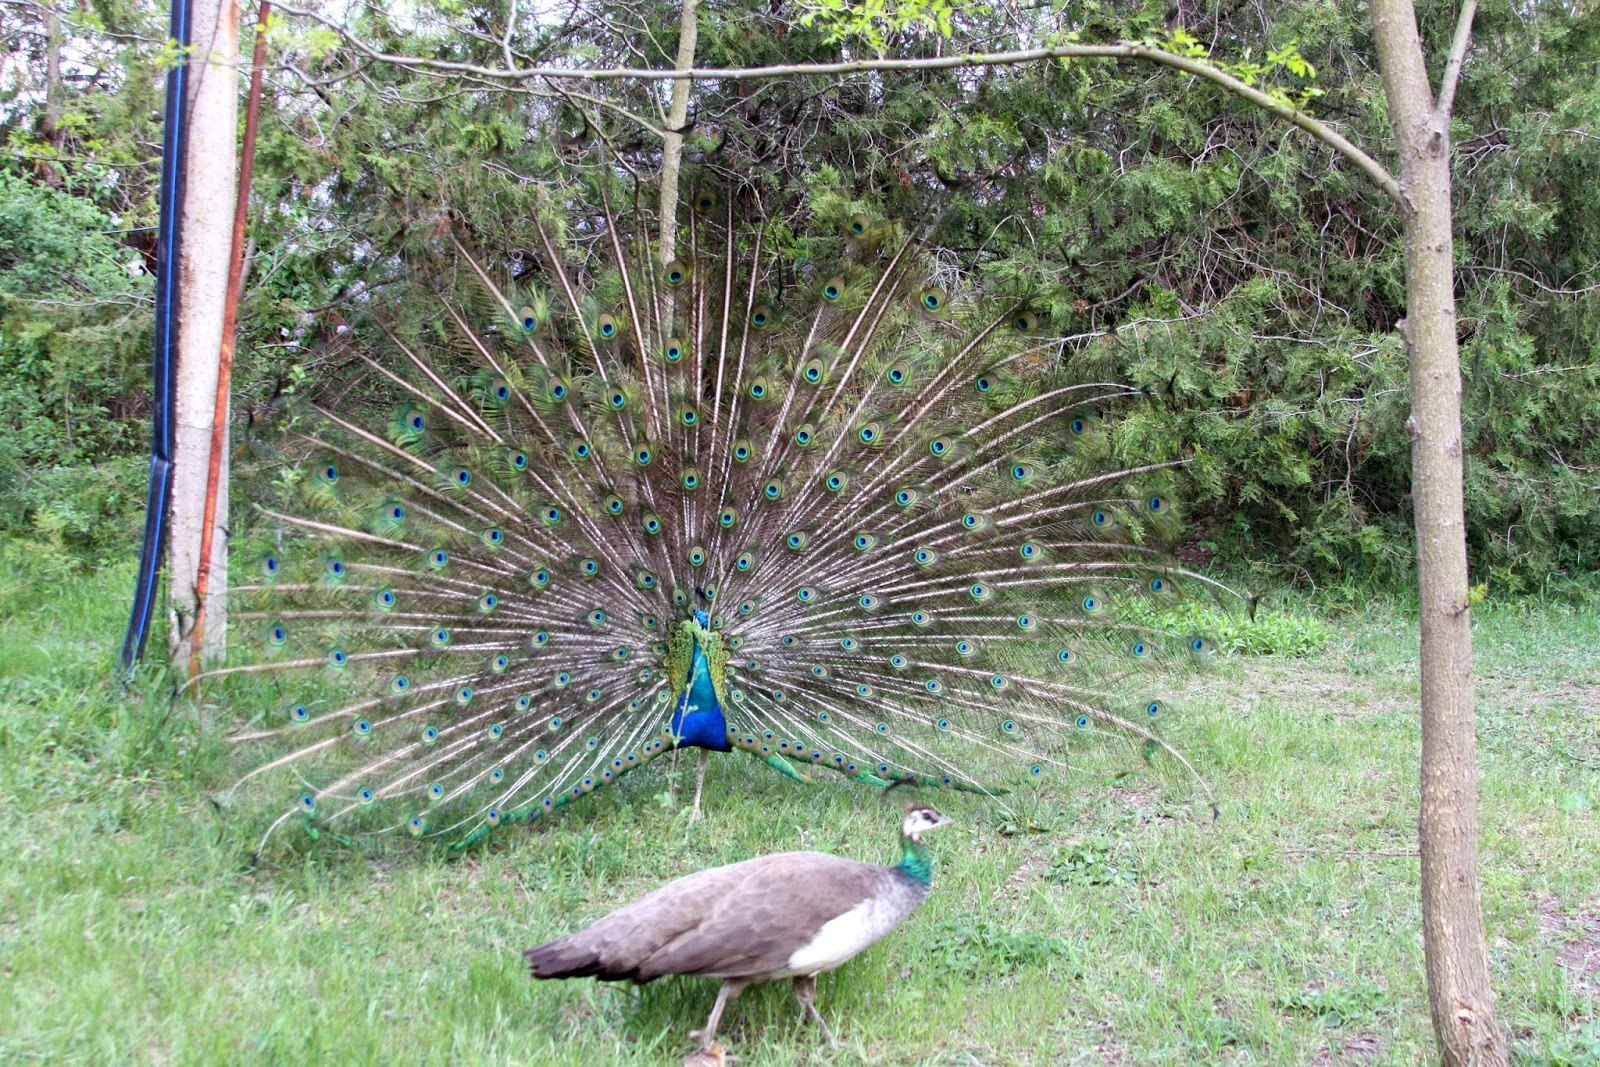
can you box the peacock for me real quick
[217,185,1233,853]
[522,798,956,1050]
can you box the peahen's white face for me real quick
[901,805,955,841]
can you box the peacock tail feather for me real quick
[215,190,1237,852]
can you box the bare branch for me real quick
[500,0,517,71]
[1458,263,1600,296]
[549,85,667,138]
[1434,0,1477,122]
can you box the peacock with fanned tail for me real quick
[218,188,1236,852]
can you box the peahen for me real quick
[219,188,1232,852]
[523,799,955,1049]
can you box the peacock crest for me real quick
[219,187,1233,851]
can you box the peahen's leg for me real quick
[690,978,751,1048]
[791,974,839,1048]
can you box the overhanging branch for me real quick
[274,4,1405,209]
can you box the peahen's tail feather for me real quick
[213,190,1236,851]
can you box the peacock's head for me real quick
[900,802,954,842]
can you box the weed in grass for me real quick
[1274,979,1385,1027]
[1520,1018,1600,1067]
[921,917,1077,980]
[1046,838,1140,887]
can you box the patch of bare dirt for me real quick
[1539,895,1600,999]
[1310,1032,1385,1065]
[1479,677,1600,714]
[1112,786,1159,809]
[1109,785,1180,831]
[1555,681,1600,714]
[1081,1020,1126,1064]
[998,853,1046,901]
[1092,1038,1128,1064]
[1236,661,1411,722]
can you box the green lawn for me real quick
[2,556,1597,1065]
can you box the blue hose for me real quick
[120,0,192,676]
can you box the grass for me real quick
[1,554,1597,1065]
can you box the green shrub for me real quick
[0,457,148,572]
[1123,598,1333,657]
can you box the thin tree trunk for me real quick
[168,0,239,666]
[42,6,63,138]
[40,4,65,187]
[186,0,269,681]
[1368,2,1506,1063]
[656,0,699,262]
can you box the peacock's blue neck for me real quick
[895,836,935,885]
[669,637,731,751]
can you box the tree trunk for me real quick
[1368,2,1507,1063]
[39,4,65,187]
[168,0,239,666]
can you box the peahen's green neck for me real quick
[895,835,935,885]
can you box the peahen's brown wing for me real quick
[523,851,889,982]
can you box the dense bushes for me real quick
[0,0,1595,590]
[0,173,152,558]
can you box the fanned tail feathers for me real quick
[215,192,1234,851]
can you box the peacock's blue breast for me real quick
[670,641,732,751]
